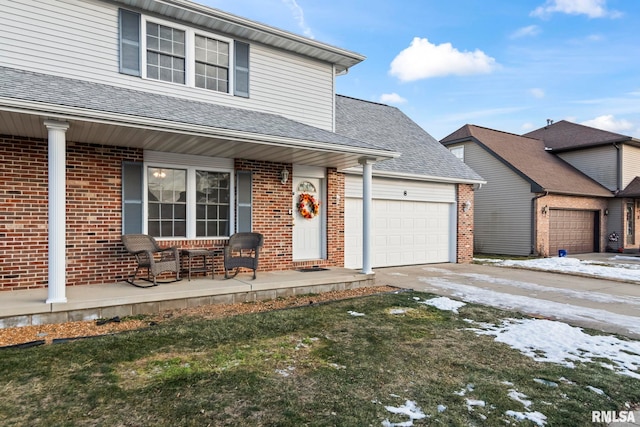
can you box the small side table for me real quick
[181,249,218,281]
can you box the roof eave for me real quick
[110,0,365,72]
[0,98,399,163]
[341,168,486,185]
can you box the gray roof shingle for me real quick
[335,95,484,182]
[0,66,392,153]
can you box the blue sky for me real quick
[204,0,640,140]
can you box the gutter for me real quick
[614,142,622,192]
[531,192,549,255]
[341,169,486,185]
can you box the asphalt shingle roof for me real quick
[524,120,635,151]
[441,124,612,197]
[619,176,640,197]
[335,95,484,182]
[0,66,390,153]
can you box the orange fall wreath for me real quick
[298,193,320,219]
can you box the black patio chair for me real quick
[121,234,181,287]
[223,232,264,279]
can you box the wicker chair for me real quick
[224,232,264,279]
[121,234,181,287]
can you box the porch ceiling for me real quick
[0,110,390,169]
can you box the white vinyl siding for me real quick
[463,143,532,256]
[557,145,618,191]
[1,0,335,131]
[621,145,640,189]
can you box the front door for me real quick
[293,177,323,260]
[627,202,635,245]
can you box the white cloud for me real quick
[521,122,536,131]
[389,37,498,82]
[581,115,633,133]
[531,0,622,19]
[530,88,545,99]
[510,25,542,39]
[379,93,407,104]
[282,0,314,38]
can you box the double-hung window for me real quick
[146,23,186,84]
[118,8,249,97]
[122,159,233,239]
[195,35,229,92]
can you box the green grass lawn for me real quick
[0,290,638,426]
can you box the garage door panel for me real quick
[549,209,595,255]
[345,197,452,268]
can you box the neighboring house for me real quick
[441,124,612,257]
[0,0,481,302]
[525,120,640,253]
[335,96,484,267]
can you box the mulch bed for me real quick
[0,286,398,348]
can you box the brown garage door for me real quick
[549,209,595,255]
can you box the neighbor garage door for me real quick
[344,176,455,269]
[549,209,595,255]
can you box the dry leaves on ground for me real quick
[0,286,398,348]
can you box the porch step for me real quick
[0,269,375,328]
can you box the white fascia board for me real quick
[115,0,365,72]
[341,167,486,185]
[0,98,397,160]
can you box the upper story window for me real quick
[195,35,229,92]
[118,8,249,97]
[449,146,464,162]
[146,23,186,84]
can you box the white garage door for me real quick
[344,176,456,269]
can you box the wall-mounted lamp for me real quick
[541,205,548,214]
[279,167,289,185]
[463,200,472,212]
[604,208,609,216]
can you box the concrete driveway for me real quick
[374,261,640,340]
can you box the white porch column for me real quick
[45,120,69,304]
[359,158,376,274]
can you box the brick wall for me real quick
[456,184,474,263]
[0,137,142,291]
[235,160,345,271]
[534,194,608,257]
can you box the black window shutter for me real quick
[119,9,141,76]
[234,41,250,97]
[122,161,144,234]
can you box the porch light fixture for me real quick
[463,200,472,212]
[280,167,289,185]
[541,205,548,214]
[604,208,609,216]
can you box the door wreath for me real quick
[298,193,320,219]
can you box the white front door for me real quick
[293,177,323,260]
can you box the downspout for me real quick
[614,143,621,192]
[530,191,548,255]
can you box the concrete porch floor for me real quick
[0,268,375,328]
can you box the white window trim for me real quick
[449,146,464,161]
[140,15,235,94]
[143,162,235,240]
